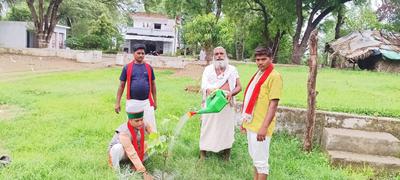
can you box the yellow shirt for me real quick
[243,70,283,136]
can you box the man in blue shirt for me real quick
[115,44,158,131]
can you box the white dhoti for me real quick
[199,64,239,152]
[199,105,235,152]
[126,99,157,132]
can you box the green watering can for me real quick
[188,89,228,117]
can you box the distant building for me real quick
[123,12,179,55]
[0,21,69,49]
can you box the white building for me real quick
[123,13,179,55]
[0,21,69,49]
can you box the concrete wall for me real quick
[0,47,102,63]
[75,51,102,63]
[118,54,187,68]
[0,21,28,48]
[146,55,185,68]
[234,104,400,142]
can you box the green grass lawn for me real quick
[236,64,400,118]
[0,66,399,179]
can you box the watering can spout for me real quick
[188,111,197,117]
[189,89,228,117]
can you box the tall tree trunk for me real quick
[292,0,351,64]
[292,37,310,64]
[235,26,244,61]
[205,0,213,14]
[271,30,284,63]
[215,0,222,22]
[27,0,63,48]
[204,44,213,65]
[36,31,48,48]
[292,0,304,64]
[303,30,318,153]
[253,0,270,44]
[334,5,344,39]
[235,37,244,61]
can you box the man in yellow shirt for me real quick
[241,47,283,180]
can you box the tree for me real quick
[217,17,236,58]
[160,0,223,62]
[66,14,121,51]
[344,3,383,32]
[261,0,295,61]
[59,0,132,50]
[247,0,271,47]
[334,5,345,39]
[224,0,295,61]
[377,0,400,32]
[89,14,119,50]
[183,13,221,63]
[377,0,400,31]
[143,0,164,13]
[292,0,353,64]
[59,0,133,27]
[6,3,31,21]
[222,0,252,60]
[26,0,64,48]
[0,0,15,15]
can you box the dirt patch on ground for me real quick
[184,85,201,93]
[0,53,115,78]
[0,105,23,121]
[174,64,205,80]
[0,54,208,80]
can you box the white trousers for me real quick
[109,144,129,170]
[247,131,271,175]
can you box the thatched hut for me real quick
[325,30,400,73]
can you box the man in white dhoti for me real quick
[199,46,242,161]
[115,44,157,132]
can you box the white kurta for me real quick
[199,64,239,152]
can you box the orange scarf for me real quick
[127,122,145,161]
[242,64,274,116]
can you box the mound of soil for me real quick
[174,64,205,80]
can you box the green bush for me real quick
[66,14,122,51]
[6,4,31,21]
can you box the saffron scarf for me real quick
[242,64,274,121]
[127,122,145,161]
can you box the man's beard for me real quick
[214,59,227,69]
